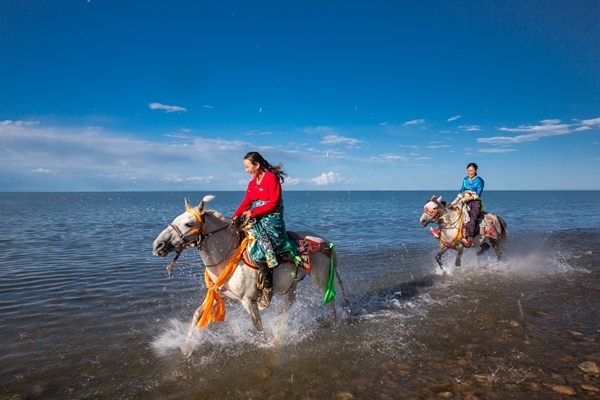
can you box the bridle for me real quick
[165,208,233,277]
[423,203,441,220]
[169,208,206,250]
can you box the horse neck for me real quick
[439,207,461,230]
[198,212,240,269]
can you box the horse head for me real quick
[152,195,215,257]
[419,195,446,227]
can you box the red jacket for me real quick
[233,171,282,218]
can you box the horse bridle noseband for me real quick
[166,209,234,277]
[423,204,441,220]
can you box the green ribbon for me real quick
[322,243,336,305]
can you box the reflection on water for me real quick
[0,192,599,399]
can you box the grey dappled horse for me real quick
[419,195,508,271]
[152,195,345,356]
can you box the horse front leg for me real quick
[455,246,464,267]
[181,299,207,358]
[241,297,263,331]
[436,246,449,270]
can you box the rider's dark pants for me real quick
[466,200,481,237]
[257,262,273,289]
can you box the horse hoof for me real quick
[180,345,193,359]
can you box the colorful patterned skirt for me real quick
[248,200,297,268]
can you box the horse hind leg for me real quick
[490,239,503,262]
[476,242,490,257]
[281,283,297,314]
[455,246,464,267]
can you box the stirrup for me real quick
[462,237,472,247]
[258,288,273,310]
[430,227,440,239]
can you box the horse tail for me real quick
[496,215,508,250]
[331,247,350,307]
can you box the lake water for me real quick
[1,191,599,399]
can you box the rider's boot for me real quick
[462,228,472,247]
[257,262,274,310]
[430,227,440,239]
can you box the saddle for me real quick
[461,212,498,240]
[241,231,332,272]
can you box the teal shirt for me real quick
[460,175,484,197]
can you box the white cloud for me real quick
[459,125,481,131]
[285,177,302,186]
[574,126,592,132]
[426,145,451,149]
[581,117,600,126]
[478,120,571,145]
[0,120,246,190]
[149,103,187,113]
[478,148,517,153]
[320,134,365,147]
[185,176,215,183]
[312,172,342,185]
[403,119,425,125]
[447,115,461,122]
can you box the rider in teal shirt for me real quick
[453,163,484,246]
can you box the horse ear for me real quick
[438,195,443,202]
[184,198,193,210]
[197,195,215,215]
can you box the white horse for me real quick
[419,195,508,271]
[152,196,346,354]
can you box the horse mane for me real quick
[205,209,226,222]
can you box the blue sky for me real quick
[1,0,599,191]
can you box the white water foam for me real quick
[150,290,335,361]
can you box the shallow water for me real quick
[0,191,599,399]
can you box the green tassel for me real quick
[322,243,336,305]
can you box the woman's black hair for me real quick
[466,162,478,171]
[244,152,287,183]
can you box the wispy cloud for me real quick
[581,117,600,127]
[320,134,365,147]
[149,103,187,113]
[426,144,451,149]
[447,115,461,122]
[0,120,243,190]
[478,119,571,145]
[479,148,517,153]
[403,119,425,125]
[459,125,481,131]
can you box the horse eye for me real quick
[184,223,193,227]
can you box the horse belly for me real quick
[272,261,306,294]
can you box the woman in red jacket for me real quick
[232,152,296,310]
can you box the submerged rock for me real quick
[578,361,600,375]
[581,384,600,392]
[551,385,576,395]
